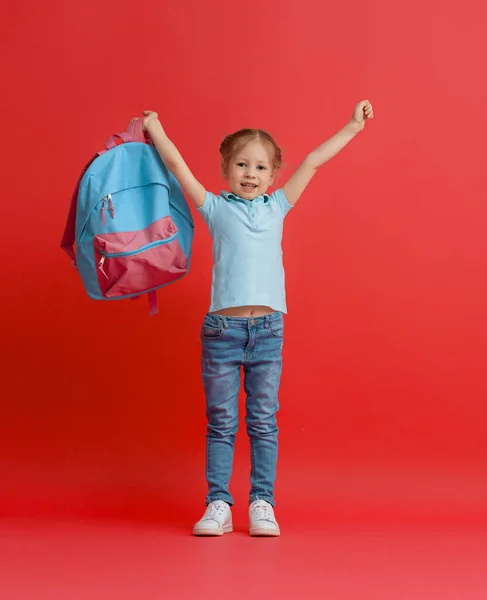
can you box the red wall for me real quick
[2,0,487,521]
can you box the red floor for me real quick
[2,515,487,599]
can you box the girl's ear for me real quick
[269,170,276,186]
[221,160,228,178]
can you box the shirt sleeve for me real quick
[269,188,293,217]
[196,191,221,225]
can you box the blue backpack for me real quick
[61,119,194,315]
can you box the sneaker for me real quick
[249,500,280,536]
[193,501,233,536]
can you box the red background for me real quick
[2,0,487,524]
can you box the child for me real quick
[138,100,374,536]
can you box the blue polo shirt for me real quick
[197,188,293,313]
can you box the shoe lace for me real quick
[204,502,226,521]
[251,501,274,522]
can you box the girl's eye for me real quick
[258,166,267,171]
[237,162,246,167]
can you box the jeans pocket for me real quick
[269,318,284,338]
[202,324,223,340]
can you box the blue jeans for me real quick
[201,312,284,507]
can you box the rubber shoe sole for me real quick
[250,526,280,537]
[193,524,233,536]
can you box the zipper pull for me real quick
[98,255,109,279]
[101,196,107,226]
[108,193,115,219]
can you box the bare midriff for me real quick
[212,305,275,317]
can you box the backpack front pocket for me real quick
[93,216,187,298]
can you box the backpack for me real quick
[60,118,194,315]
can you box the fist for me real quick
[352,100,374,131]
[128,110,160,132]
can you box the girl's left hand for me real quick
[352,100,374,131]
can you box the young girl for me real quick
[139,101,374,536]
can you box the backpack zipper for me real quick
[101,194,114,226]
[98,255,108,279]
[77,183,182,247]
[107,194,115,219]
[97,233,178,279]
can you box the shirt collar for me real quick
[221,190,269,204]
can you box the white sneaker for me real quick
[193,501,233,536]
[249,500,280,536]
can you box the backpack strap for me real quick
[131,293,158,316]
[60,118,152,266]
[60,151,100,266]
[104,118,153,150]
[147,291,158,316]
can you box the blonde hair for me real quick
[219,128,283,176]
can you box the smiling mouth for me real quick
[241,183,257,189]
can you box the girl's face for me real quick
[224,140,275,200]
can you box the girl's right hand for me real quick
[129,111,160,132]
[141,110,160,132]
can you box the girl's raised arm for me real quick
[283,100,374,206]
[140,110,206,209]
